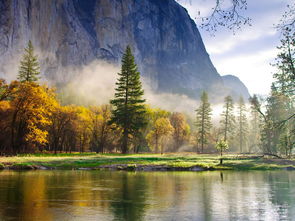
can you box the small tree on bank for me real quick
[110,46,147,154]
[215,139,229,156]
[215,139,229,164]
[18,41,40,82]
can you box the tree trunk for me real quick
[155,135,159,154]
[121,129,128,154]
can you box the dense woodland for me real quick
[0,34,294,156]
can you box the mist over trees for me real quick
[249,29,295,157]
[0,35,294,157]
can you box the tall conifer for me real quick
[18,41,40,82]
[110,46,146,154]
[195,91,212,153]
[237,96,248,153]
[220,95,235,142]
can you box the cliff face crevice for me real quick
[0,0,250,100]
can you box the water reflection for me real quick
[0,170,294,220]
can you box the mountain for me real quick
[0,0,250,101]
[222,75,250,100]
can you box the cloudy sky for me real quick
[177,0,292,96]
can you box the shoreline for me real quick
[1,153,295,171]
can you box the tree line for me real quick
[0,39,294,156]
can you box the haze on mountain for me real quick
[0,0,250,108]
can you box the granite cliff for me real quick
[0,0,250,101]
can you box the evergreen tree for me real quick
[237,96,248,153]
[195,91,212,153]
[271,29,295,156]
[18,41,40,82]
[110,46,147,154]
[250,88,291,155]
[273,29,295,96]
[264,85,291,154]
[249,97,262,153]
[220,96,235,143]
[249,95,273,154]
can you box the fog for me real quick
[57,61,228,122]
[0,57,232,121]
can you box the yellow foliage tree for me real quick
[0,101,13,153]
[75,106,92,153]
[89,105,116,153]
[146,117,174,154]
[48,105,79,153]
[9,82,58,153]
[170,112,190,151]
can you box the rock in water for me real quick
[0,0,250,101]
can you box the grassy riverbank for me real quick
[0,153,295,171]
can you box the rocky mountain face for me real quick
[0,0,250,101]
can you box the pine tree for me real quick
[273,29,295,96]
[249,97,262,153]
[110,46,147,154]
[220,95,235,143]
[195,91,212,153]
[264,85,290,154]
[237,96,248,153]
[18,41,40,82]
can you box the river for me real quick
[0,170,294,220]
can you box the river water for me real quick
[0,170,294,221]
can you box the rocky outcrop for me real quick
[0,0,249,101]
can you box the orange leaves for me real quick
[11,82,58,147]
[0,81,59,153]
[146,117,174,153]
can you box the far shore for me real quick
[1,153,295,171]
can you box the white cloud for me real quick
[177,0,292,95]
[213,48,278,95]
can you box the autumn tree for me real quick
[236,96,248,153]
[110,46,147,154]
[8,82,57,154]
[48,105,79,154]
[18,41,40,82]
[0,100,13,154]
[220,96,235,143]
[146,118,174,154]
[170,112,190,152]
[89,105,115,153]
[195,91,212,153]
[0,79,15,101]
[75,106,92,153]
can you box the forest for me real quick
[0,34,294,157]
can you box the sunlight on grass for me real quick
[0,153,294,170]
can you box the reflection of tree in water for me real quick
[0,172,24,219]
[267,171,295,218]
[201,175,213,221]
[0,171,52,220]
[110,172,148,221]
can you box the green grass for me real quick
[0,153,294,171]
